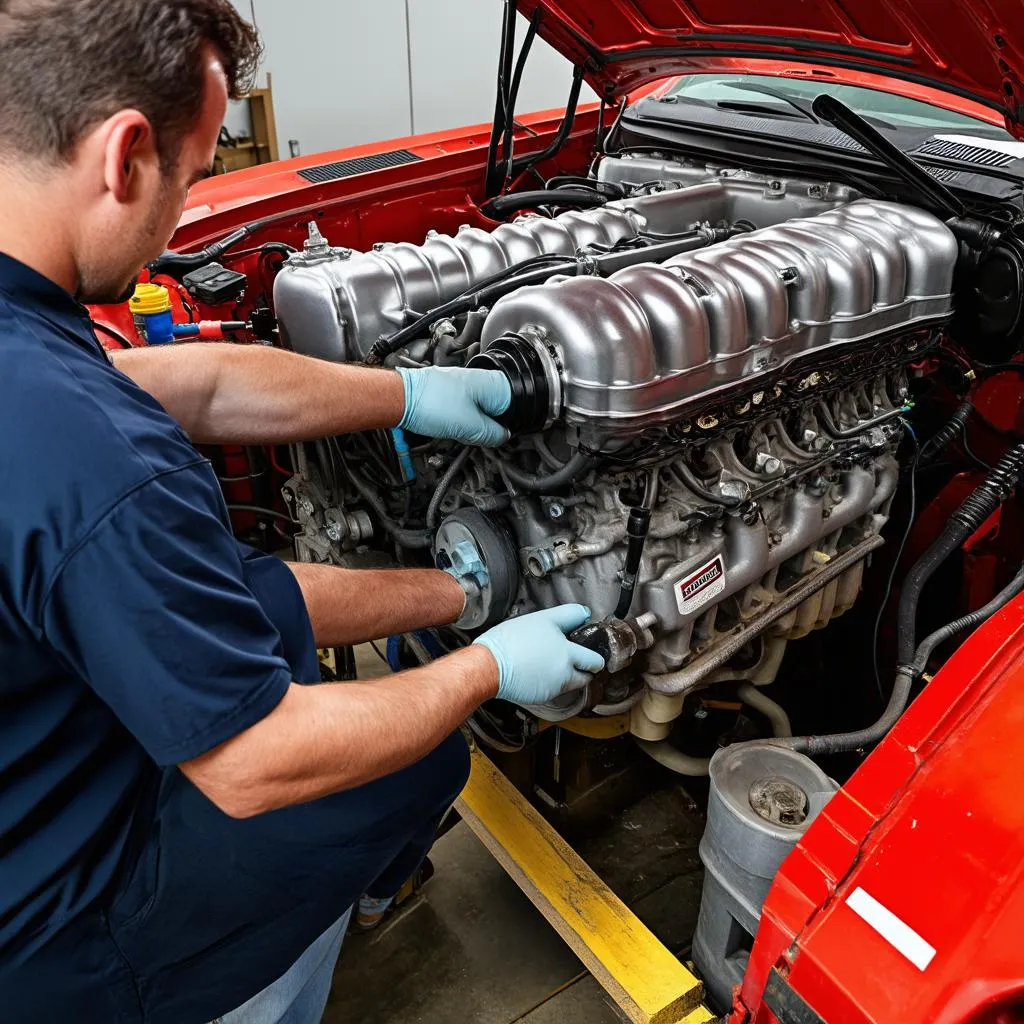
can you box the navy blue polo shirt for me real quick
[0,253,296,959]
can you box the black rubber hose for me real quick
[484,0,517,196]
[508,65,585,179]
[674,461,744,508]
[365,254,577,364]
[500,8,540,186]
[227,504,297,527]
[498,451,592,492]
[775,444,1024,758]
[427,448,472,530]
[346,467,433,549]
[792,565,1024,757]
[615,469,658,618]
[147,215,278,278]
[545,175,627,198]
[910,564,1024,676]
[481,188,609,219]
[920,399,973,462]
[896,440,1024,667]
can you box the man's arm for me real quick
[111,343,511,446]
[178,605,604,819]
[286,563,466,647]
[112,344,405,444]
[179,646,498,818]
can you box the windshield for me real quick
[666,73,1009,135]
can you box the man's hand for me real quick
[473,605,606,706]
[397,367,511,447]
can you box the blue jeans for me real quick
[216,908,352,1024]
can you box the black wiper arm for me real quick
[811,93,964,218]
[728,82,818,121]
[715,99,809,121]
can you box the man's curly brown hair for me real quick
[0,0,262,171]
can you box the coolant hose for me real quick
[636,683,792,776]
[736,683,792,738]
[498,451,593,492]
[675,461,744,508]
[636,739,711,777]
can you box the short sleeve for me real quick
[40,462,294,766]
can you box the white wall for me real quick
[229,0,594,158]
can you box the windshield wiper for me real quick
[715,99,810,121]
[811,93,964,218]
[725,82,818,121]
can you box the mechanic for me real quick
[0,2,606,1022]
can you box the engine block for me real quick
[276,170,960,728]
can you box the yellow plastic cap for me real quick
[129,283,172,316]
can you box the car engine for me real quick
[273,159,959,737]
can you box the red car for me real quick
[92,3,1024,1021]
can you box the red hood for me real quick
[517,0,1024,136]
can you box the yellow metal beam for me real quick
[456,748,712,1024]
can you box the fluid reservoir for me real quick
[129,283,175,345]
[692,741,837,1011]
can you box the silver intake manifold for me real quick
[479,200,957,436]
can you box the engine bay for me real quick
[92,132,1024,1012]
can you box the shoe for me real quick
[352,857,436,933]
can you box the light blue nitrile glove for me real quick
[396,367,512,447]
[474,605,606,705]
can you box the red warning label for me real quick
[674,555,726,614]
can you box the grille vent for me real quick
[298,149,423,184]
[915,138,1016,168]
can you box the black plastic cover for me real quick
[181,263,248,305]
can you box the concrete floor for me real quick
[323,646,707,1024]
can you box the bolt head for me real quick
[548,503,566,521]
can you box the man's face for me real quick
[76,49,229,304]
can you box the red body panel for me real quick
[734,596,1024,1023]
[516,0,1024,135]
[174,103,603,252]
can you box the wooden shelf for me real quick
[215,73,280,174]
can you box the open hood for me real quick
[516,0,1024,136]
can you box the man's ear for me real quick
[101,110,157,203]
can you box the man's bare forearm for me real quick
[287,563,465,646]
[112,343,405,443]
[180,646,498,817]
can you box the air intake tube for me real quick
[467,333,559,435]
